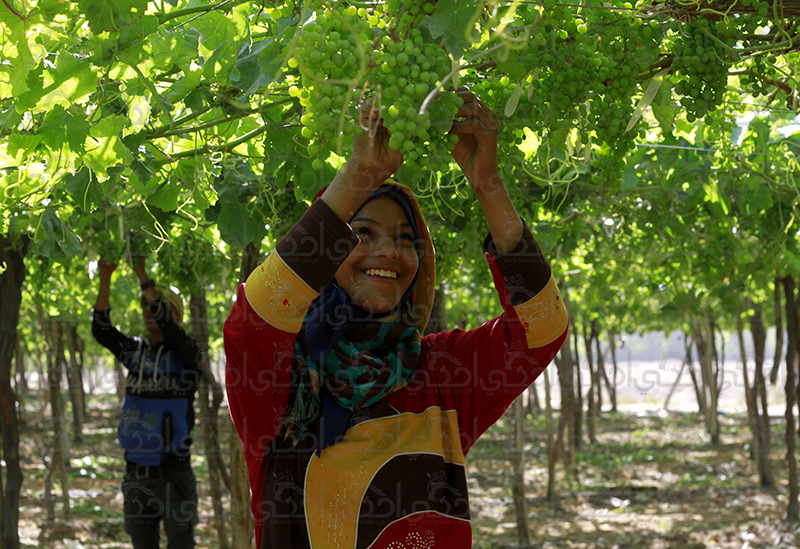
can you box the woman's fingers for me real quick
[451,107,499,143]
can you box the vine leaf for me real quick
[504,82,524,118]
[241,39,283,94]
[428,92,459,134]
[30,211,81,259]
[78,0,148,35]
[64,169,103,213]
[428,0,477,59]
[624,69,669,135]
[651,77,676,136]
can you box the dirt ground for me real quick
[13,363,800,549]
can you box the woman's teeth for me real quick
[364,269,397,279]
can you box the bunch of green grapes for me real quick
[290,4,373,169]
[157,234,219,295]
[376,29,456,173]
[94,231,127,262]
[287,0,459,178]
[672,18,736,123]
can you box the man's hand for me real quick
[449,89,501,192]
[132,257,148,283]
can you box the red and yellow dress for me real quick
[224,187,569,549]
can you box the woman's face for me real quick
[335,197,419,314]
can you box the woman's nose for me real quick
[371,236,398,258]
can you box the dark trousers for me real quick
[122,462,198,549]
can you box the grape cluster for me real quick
[285,0,460,179]
[377,29,456,173]
[289,5,373,169]
[673,18,735,124]
[480,8,660,186]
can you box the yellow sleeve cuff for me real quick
[513,275,569,349]
[244,252,319,333]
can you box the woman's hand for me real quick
[97,258,118,280]
[322,102,404,222]
[347,102,403,185]
[449,90,523,254]
[449,89,501,193]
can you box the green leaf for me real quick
[149,28,193,71]
[427,92,458,134]
[146,179,183,212]
[504,82,524,118]
[216,191,267,247]
[242,38,283,94]
[0,103,23,129]
[167,67,204,104]
[429,0,478,59]
[191,11,240,84]
[90,114,128,138]
[263,126,299,176]
[0,13,38,100]
[84,136,134,178]
[117,15,159,65]
[7,134,43,161]
[25,53,97,114]
[78,0,148,35]
[625,69,667,134]
[30,211,82,259]
[64,168,103,212]
[650,77,675,135]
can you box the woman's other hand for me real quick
[449,89,501,193]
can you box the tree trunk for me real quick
[230,242,260,549]
[573,323,583,452]
[749,302,775,488]
[527,383,541,417]
[14,334,28,399]
[782,275,799,522]
[32,337,48,419]
[544,363,556,501]
[771,277,784,386]
[596,332,614,414]
[554,329,575,468]
[684,333,705,415]
[583,318,597,444]
[190,291,229,549]
[0,233,28,549]
[695,315,720,446]
[510,397,530,546]
[715,321,725,401]
[45,317,71,519]
[14,335,26,426]
[736,300,758,462]
[663,353,688,411]
[64,321,85,444]
[607,331,618,413]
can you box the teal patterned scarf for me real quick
[285,304,421,444]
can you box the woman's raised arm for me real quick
[449,90,524,255]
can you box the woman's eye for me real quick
[398,234,414,245]
[354,227,372,238]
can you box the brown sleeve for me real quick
[483,224,552,307]
[275,198,361,294]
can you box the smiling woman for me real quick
[223,92,570,549]
[336,196,420,315]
